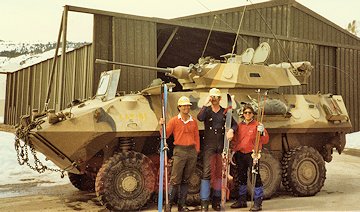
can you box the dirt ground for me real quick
[0,146,359,212]
[0,124,15,133]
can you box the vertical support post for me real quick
[57,6,68,111]
[45,11,64,111]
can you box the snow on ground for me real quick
[345,131,360,149]
[0,48,72,73]
[0,131,68,187]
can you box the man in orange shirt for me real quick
[231,104,269,211]
[159,96,200,212]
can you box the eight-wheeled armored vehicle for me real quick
[15,42,351,211]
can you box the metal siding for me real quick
[112,17,157,94]
[349,49,354,125]
[254,8,260,32]
[244,9,251,32]
[275,5,282,36]
[339,48,346,113]
[265,7,272,35]
[4,45,93,125]
[355,50,360,131]
[93,15,113,94]
[4,75,10,124]
[237,35,259,53]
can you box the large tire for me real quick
[247,150,282,199]
[281,146,326,196]
[186,162,203,206]
[95,151,156,211]
[68,172,95,192]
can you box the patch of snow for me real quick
[0,131,68,186]
[0,48,72,73]
[0,117,3,123]
[346,131,360,149]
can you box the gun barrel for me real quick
[95,59,172,74]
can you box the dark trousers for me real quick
[170,145,197,185]
[234,152,263,187]
[202,131,224,180]
[169,145,197,205]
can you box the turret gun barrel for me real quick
[95,59,191,79]
[95,59,172,74]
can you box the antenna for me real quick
[201,15,216,58]
[247,0,295,69]
[231,4,248,56]
[194,0,252,49]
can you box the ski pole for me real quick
[163,84,169,208]
[250,90,268,209]
[158,83,168,212]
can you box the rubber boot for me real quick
[178,184,190,212]
[200,179,210,211]
[166,185,179,212]
[230,185,247,208]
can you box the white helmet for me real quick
[177,96,192,106]
[209,88,221,97]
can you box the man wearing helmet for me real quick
[159,96,200,212]
[197,88,237,211]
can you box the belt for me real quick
[207,127,225,135]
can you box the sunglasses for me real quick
[244,111,253,114]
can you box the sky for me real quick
[0,0,359,42]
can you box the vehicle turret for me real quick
[96,42,313,90]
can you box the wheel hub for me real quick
[121,175,138,192]
[298,160,317,184]
[115,169,143,198]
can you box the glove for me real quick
[257,123,264,133]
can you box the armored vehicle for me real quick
[15,42,351,211]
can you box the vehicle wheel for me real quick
[186,162,203,206]
[95,151,156,211]
[281,146,326,196]
[247,150,282,199]
[68,172,95,192]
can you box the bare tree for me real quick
[347,20,358,35]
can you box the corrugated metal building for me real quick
[4,0,360,131]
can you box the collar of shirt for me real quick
[177,113,193,124]
[242,118,254,125]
